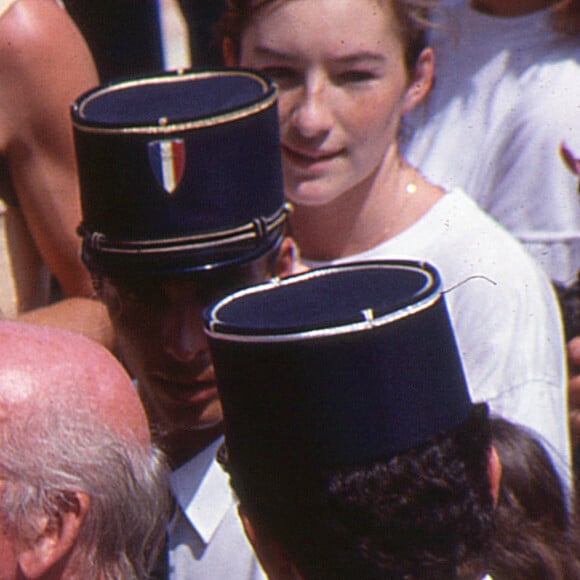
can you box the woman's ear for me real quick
[401,47,435,115]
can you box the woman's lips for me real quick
[282,144,343,168]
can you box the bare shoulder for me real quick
[0,0,86,55]
[0,0,96,95]
[0,0,97,142]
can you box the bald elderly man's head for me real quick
[0,322,169,580]
[0,319,150,444]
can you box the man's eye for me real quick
[197,280,247,306]
[119,286,166,306]
[120,290,145,303]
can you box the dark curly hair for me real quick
[217,0,437,72]
[228,403,494,579]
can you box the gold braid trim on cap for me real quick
[72,70,277,136]
[81,203,290,256]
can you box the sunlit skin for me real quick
[231,0,440,261]
[101,251,292,466]
[0,524,18,580]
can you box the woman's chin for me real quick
[285,179,343,208]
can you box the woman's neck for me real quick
[290,151,426,262]
[471,0,553,16]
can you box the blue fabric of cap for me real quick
[72,69,288,276]
[204,260,472,470]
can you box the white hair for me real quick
[0,399,170,579]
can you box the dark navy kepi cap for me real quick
[204,260,473,471]
[72,69,289,277]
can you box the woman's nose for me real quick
[289,76,333,139]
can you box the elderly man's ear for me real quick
[18,491,90,578]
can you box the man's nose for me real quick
[161,306,207,363]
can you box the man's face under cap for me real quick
[101,256,282,440]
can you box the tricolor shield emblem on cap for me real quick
[148,139,185,194]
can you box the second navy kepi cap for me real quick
[205,260,473,471]
[72,69,289,277]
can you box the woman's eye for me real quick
[336,70,376,84]
[261,66,295,79]
[261,67,300,87]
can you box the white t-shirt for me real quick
[403,2,580,285]
[305,189,570,484]
[168,436,266,579]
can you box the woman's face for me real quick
[237,0,420,207]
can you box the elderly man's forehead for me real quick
[0,369,38,407]
[0,325,111,383]
[0,321,150,445]
[0,326,87,393]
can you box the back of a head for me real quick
[204,261,495,579]
[488,417,580,579]
[232,404,493,580]
[0,321,169,578]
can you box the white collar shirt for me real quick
[167,436,266,579]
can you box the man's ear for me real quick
[275,237,308,278]
[488,445,502,506]
[239,505,302,580]
[223,37,238,67]
[18,492,90,578]
[401,47,435,116]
